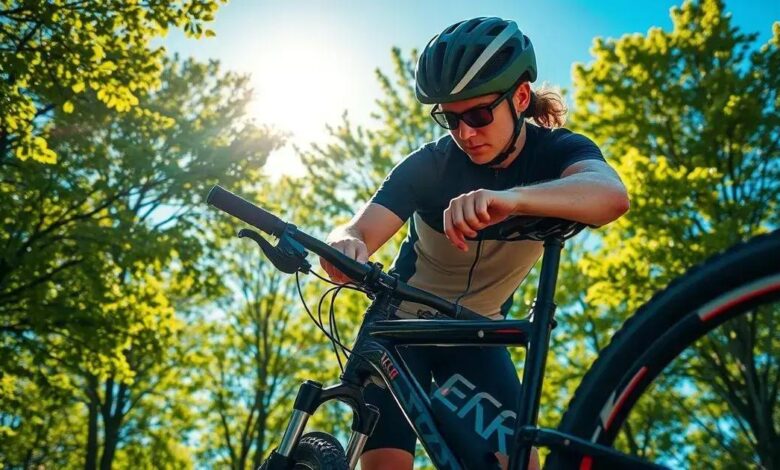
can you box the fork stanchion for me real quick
[277,380,323,457]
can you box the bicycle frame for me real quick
[205,186,666,469]
[270,238,667,470]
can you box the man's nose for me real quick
[457,121,477,140]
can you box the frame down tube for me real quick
[359,340,465,470]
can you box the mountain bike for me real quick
[207,185,780,470]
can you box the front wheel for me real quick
[547,230,780,469]
[291,432,348,470]
[258,432,348,470]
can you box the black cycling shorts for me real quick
[362,345,522,457]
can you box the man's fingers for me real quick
[356,243,369,263]
[320,239,369,283]
[462,198,483,233]
[344,243,357,260]
[451,200,477,239]
[322,260,341,281]
[443,207,460,250]
[446,207,468,251]
[443,207,453,239]
[344,240,369,264]
[456,231,467,249]
[476,193,491,223]
[330,266,349,284]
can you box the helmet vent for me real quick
[477,47,513,83]
[488,24,504,36]
[471,44,486,57]
[452,45,467,72]
[433,42,447,79]
[465,20,482,33]
[444,22,461,35]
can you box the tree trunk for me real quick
[252,407,267,469]
[100,419,120,470]
[99,380,127,470]
[0,130,8,162]
[84,376,100,470]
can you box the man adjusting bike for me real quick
[320,16,629,470]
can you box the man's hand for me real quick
[321,236,369,284]
[443,189,520,251]
[319,204,405,283]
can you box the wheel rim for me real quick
[592,289,780,468]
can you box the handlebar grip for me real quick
[207,185,287,237]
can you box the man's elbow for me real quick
[614,188,630,216]
[589,188,629,227]
[603,189,630,224]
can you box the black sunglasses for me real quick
[430,87,514,130]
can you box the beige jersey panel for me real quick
[396,213,543,320]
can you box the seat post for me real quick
[509,236,564,470]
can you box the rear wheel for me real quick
[547,230,780,469]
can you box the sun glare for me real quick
[247,35,366,179]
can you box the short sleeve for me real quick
[369,148,433,221]
[548,131,606,177]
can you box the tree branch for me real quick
[0,257,83,302]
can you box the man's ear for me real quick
[513,82,531,112]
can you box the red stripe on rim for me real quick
[605,367,648,431]
[579,456,593,470]
[700,283,780,322]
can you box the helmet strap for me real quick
[482,98,526,168]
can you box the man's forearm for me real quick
[508,172,629,226]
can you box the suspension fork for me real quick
[267,284,391,467]
[265,379,380,469]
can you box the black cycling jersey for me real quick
[369,123,606,319]
[362,123,608,458]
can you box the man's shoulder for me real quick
[532,125,595,150]
[416,134,458,159]
[431,133,458,154]
[399,134,460,170]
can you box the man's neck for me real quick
[490,122,528,169]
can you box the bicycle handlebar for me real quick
[206,185,486,321]
[207,185,288,237]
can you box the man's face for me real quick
[439,90,519,165]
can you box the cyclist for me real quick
[321,17,629,470]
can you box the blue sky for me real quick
[163,0,778,176]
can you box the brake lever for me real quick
[238,228,311,274]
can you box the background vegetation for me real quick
[1,0,777,468]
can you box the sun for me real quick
[246,35,366,178]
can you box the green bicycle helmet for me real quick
[415,17,537,104]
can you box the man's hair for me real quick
[527,85,567,129]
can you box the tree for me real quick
[194,173,388,468]
[567,0,778,466]
[0,0,226,164]
[299,47,441,222]
[194,177,323,470]
[0,56,283,468]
